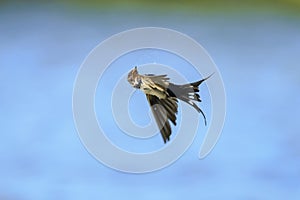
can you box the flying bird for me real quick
[127,66,211,143]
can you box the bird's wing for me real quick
[144,74,170,89]
[146,94,178,143]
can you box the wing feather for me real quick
[146,94,178,143]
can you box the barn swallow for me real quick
[127,66,211,143]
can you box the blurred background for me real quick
[1,0,300,199]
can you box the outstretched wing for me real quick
[146,94,178,143]
[144,74,170,88]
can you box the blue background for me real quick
[1,1,300,199]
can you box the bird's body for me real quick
[139,75,169,99]
[127,66,210,143]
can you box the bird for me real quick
[127,66,211,143]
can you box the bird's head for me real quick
[127,66,141,88]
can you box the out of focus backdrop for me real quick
[1,0,300,199]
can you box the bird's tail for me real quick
[167,74,212,125]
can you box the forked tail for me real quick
[167,74,213,125]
